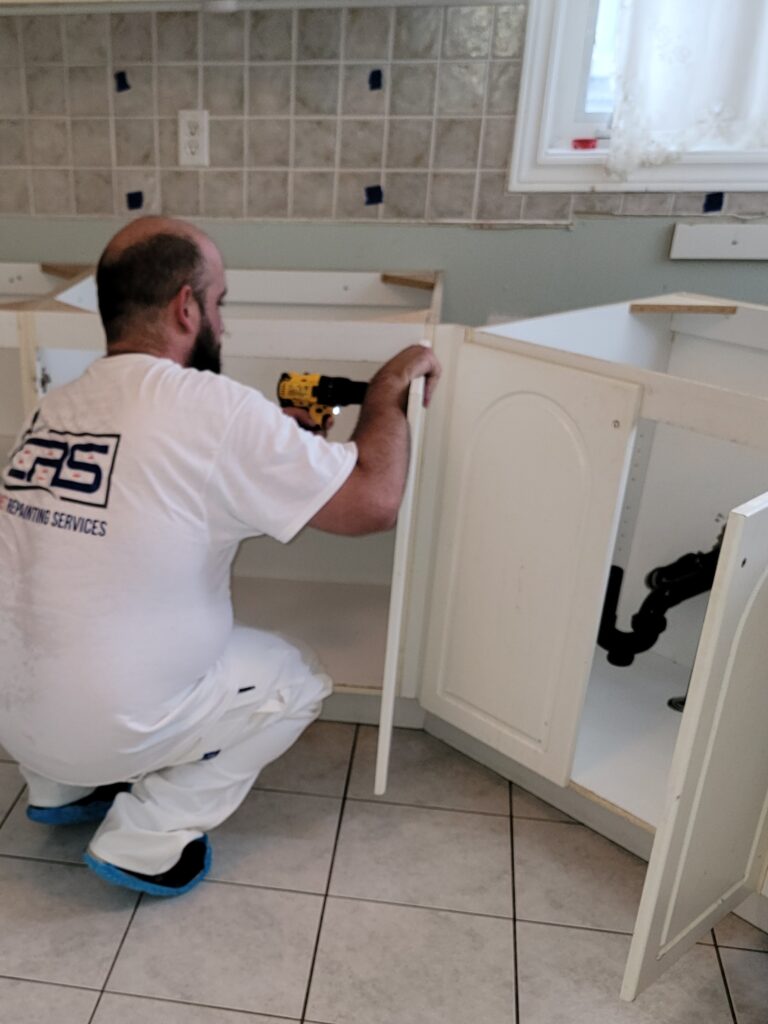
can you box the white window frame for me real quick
[509,0,768,193]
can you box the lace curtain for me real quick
[607,0,768,177]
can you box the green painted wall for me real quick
[1,216,765,324]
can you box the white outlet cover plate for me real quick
[178,109,210,168]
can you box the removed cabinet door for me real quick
[622,490,768,999]
[420,334,640,785]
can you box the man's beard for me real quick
[187,315,221,374]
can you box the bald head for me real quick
[96,216,221,348]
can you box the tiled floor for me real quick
[0,725,766,1023]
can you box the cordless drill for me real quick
[277,372,368,429]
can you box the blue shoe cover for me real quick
[83,835,211,898]
[27,783,131,826]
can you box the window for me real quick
[509,0,768,192]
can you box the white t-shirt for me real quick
[0,354,356,783]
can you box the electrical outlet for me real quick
[178,110,209,167]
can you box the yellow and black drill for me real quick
[277,372,368,430]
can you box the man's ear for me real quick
[171,284,200,336]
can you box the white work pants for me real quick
[21,625,332,875]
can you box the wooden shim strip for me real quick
[630,301,738,315]
[381,271,436,291]
[40,262,93,280]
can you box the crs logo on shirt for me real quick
[3,417,120,509]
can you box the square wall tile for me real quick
[478,172,523,220]
[487,60,521,114]
[296,65,339,116]
[438,62,485,115]
[298,9,340,61]
[204,65,245,115]
[247,170,288,217]
[573,193,623,215]
[390,63,436,116]
[337,171,380,218]
[250,10,293,62]
[621,192,674,215]
[482,116,514,168]
[444,6,492,59]
[26,66,67,115]
[28,117,69,164]
[494,4,528,58]
[429,172,476,219]
[293,118,337,168]
[346,8,392,61]
[724,192,768,215]
[434,118,481,169]
[158,65,199,116]
[387,118,432,168]
[0,119,26,165]
[342,64,386,116]
[115,119,156,167]
[74,169,114,214]
[31,169,73,215]
[0,68,22,116]
[202,169,244,216]
[69,66,109,116]
[21,15,64,64]
[0,20,20,65]
[292,170,333,217]
[158,118,178,166]
[156,12,199,63]
[71,119,111,167]
[203,12,245,62]
[248,65,291,116]
[210,118,244,167]
[0,169,28,212]
[340,119,384,168]
[307,899,516,1024]
[522,192,573,221]
[113,65,154,117]
[107,884,323,1018]
[161,169,200,216]
[382,171,428,218]
[248,119,289,166]
[394,7,441,60]
[118,169,159,215]
[64,14,108,65]
[111,14,152,65]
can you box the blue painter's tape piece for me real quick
[703,192,724,213]
[368,69,383,91]
[114,71,130,92]
[127,191,144,211]
[365,185,383,206]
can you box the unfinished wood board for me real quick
[380,271,436,291]
[630,301,737,315]
[571,649,688,829]
[231,576,389,690]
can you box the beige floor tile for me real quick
[208,790,341,892]
[719,947,768,1024]
[715,912,768,952]
[257,720,355,796]
[0,742,15,762]
[107,882,322,1018]
[517,921,733,1023]
[348,726,509,813]
[512,784,573,822]
[0,977,98,1023]
[514,819,646,932]
[330,799,512,916]
[0,761,23,820]
[0,859,137,988]
[0,797,94,863]
[307,897,515,1024]
[94,992,296,1023]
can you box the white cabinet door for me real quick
[622,491,768,1000]
[419,336,640,784]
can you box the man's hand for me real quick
[371,343,442,409]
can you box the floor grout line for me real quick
[510,781,520,1024]
[299,723,359,1024]
[713,930,740,1024]
[88,893,143,1024]
[255,785,511,818]
[101,987,300,1019]
[0,972,101,993]
[0,786,25,833]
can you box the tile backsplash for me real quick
[0,4,765,224]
